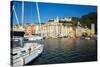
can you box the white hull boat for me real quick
[24,35,43,41]
[11,39,43,66]
[11,1,44,66]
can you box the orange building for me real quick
[24,25,35,35]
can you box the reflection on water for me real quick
[26,38,97,65]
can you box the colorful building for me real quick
[12,17,96,38]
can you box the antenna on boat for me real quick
[36,1,42,36]
[13,5,20,28]
[21,0,24,30]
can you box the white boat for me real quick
[11,1,44,66]
[24,35,43,41]
[11,31,44,66]
[85,37,91,40]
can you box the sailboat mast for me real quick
[36,2,41,36]
[22,0,24,30]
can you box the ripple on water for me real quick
[26,38,97,65]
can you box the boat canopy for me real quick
[11,31,25,37]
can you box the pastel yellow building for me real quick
[12,18,95,38]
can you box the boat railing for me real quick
[12,45,42,65]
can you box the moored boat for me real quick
[11,31,44,66]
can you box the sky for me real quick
[11,1,97,24]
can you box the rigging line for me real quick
[36,1,42,35]
[13,5,20,28]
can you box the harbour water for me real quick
[26,38,97,65]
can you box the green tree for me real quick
[80,12,97,34]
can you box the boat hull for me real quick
[12,45,43,66]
